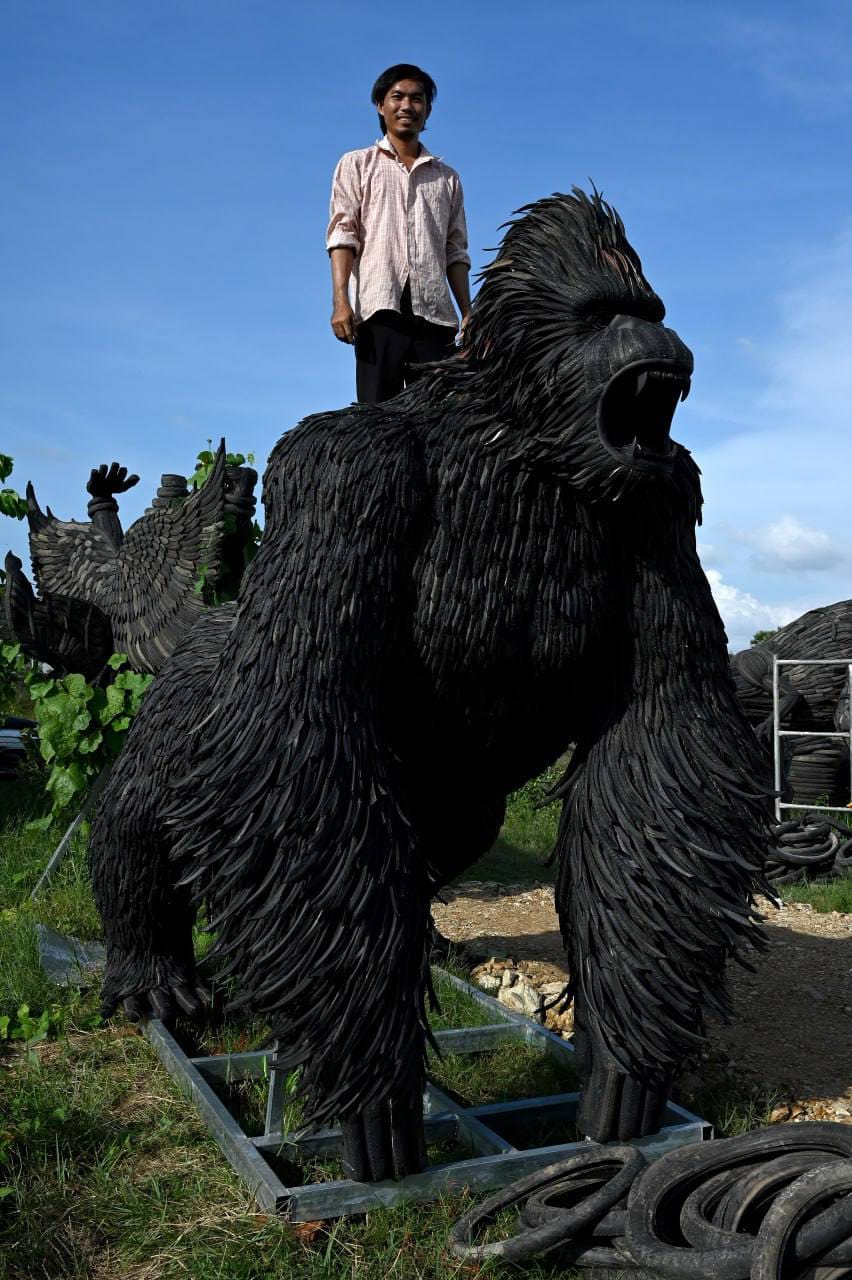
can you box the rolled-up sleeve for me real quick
[445,175,471,269]
[326,153,363,257]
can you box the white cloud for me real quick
[692,218,852,617]
[739,515,845,573]
[705,569,801,653]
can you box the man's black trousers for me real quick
[355,283,456,404]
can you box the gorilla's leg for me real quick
[89,610,232,1024]
[572,989,669,1141]
[89,761,204,1024]
[555,648,768,1138]
[340,1093,427,1182]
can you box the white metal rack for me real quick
[772,656,852,821]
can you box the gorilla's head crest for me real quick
[438,188,696,505]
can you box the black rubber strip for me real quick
[751,1162,852,1280]
[624,1124,852,1280]
[447,1147,646,1263]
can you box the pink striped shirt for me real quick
[326,136,470,328]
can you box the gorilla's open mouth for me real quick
[597,360,691,470]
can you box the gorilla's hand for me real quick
[87,462,140,499]
[100,967,209,1027]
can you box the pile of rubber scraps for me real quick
[766,817,852,884]
[448,1122,852,1278]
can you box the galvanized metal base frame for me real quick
[143,969,710,1221]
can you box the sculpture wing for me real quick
[26,483,118,602]
[99,444,228,673]
[4,552,114,681]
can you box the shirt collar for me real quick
[375,136,439,165]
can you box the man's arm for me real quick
[446,173,472,334]
[327,153,362,345]
[330,248,357,344]
[447,262,471,334]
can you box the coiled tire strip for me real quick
[446,1123,852,1274]
[624,1124,852,1280]
[446,1146,646,1263]
[751,1162,852,1280]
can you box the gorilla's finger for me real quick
[174,985,203,1018]
[149,988,175,1023]
[123,994,147,1023]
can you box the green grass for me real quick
[778,875,852,913]
[0,780,580,1279]
[429,970,500,1032]
[4,1028,554,1280]
[430,1038,576,1107]
[1,767,849,1279]
[0,781,101,1025]
[454,765,563,887]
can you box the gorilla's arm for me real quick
[86,462,140,550]
[555,501,772,1142]
[165,418,434,1178]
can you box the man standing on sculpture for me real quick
[327,63,471,403]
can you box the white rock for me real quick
[539,981,569,998]
[475,973,501,993]
[498,981,542,1020]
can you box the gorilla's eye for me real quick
[579,299,620,328]
[582,296,667,329]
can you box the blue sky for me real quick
[3,0,852,651]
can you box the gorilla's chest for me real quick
[410,473,624,688]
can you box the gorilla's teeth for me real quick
[680,380,691,402]
[636,372,648,395]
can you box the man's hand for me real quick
[331,298,357,344]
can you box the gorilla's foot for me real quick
[573,1000,670,1141]
[577,1056,670,1142]
[100,948,208,1027]
[340,1089,427,1182]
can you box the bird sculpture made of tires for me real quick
[3,446,258,681]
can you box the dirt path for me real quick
[433,883,852,1123]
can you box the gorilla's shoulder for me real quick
[268,402,425,476]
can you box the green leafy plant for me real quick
[190,440,263,599]
[1,643,152,824]
[0,453,27,521]
[0,1003,56,1050]
[188,441,256,490]
[0,641,35,720]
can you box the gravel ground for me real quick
[433,882,852,1123]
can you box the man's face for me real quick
[377,79,430,140]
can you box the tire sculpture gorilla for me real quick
[90,189,772,1183]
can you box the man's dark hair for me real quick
[371,64,437,134]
